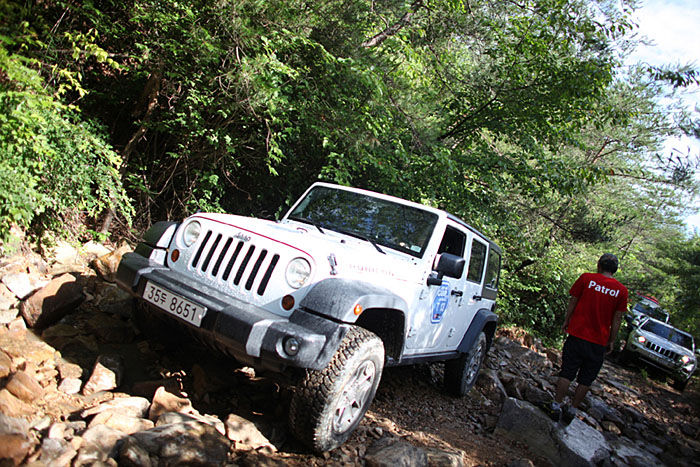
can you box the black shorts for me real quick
[559,335,606,386]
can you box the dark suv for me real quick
[620,317,696,391]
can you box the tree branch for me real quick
[361,1,424,48]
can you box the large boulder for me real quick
[495,397,610,466]
[20,273,84,329]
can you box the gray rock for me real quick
[73,424,128,466]
[58,377,83,394]
[586,395,624,425]
[131,421,230,466]
[425,447,464,467]
[0,306,18,323]
[48,420,88,440]
[89,410,155,434]
[495,397,610,466]
[51,241,80,266]
[0,414,33,465]
[507,460,535,467]
[39,437,78,466]
[224,413,274,450]
[82,396,150,419]
[620,405,645,424]
[554,417,610,465]
[148,386,196,421]
[608,437,663,466]
[118,436,153,467]
[495,398,559,462]
[2,272,38,300]
[522,384,551,406]
[476,368,507,404]
[158,411,226,436]
[365,440,428,467]
[56,358,83,379]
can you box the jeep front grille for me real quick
[644,341,680,361]
[190,230,280,295]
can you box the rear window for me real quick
[467,240,487,283]
[484,249,501,290]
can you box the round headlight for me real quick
[681,355,691,364]
[286,258,311,289]
[637,335,646,344]
[182,221,201,247]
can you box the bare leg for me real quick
[555,377,571,404]
[571,384,589,408]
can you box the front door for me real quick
[405,222,469,351]
[443,237,488,349]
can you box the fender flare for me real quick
[457,308,499,354]
[299,278,409,323]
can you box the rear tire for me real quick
[288,327,384,453]
[444,331,487,396]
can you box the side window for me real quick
[438,225,466,257]
[484,249,501,289]
[467,240,487,283]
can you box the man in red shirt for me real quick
[547,253,628,424]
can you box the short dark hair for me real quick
[598,253,619,274]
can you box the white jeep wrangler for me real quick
[117,182,502,452]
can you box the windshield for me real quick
[641,320,694,350]
[287,186,439,258]
[633,303,669,322]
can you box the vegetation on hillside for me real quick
[1,0,698,341]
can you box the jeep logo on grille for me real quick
[234,232,251,242]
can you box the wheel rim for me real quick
[465,338,485,384]
[332,360,376,433]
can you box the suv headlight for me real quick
[182,221,202,247]
[681,355,691,364]
[286,258,311,288]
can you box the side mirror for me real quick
[427,253,465,286]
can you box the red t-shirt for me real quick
[567,272,628,346]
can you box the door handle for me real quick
[472,295,482,301]
[451,290,463,297]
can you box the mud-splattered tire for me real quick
[444,331,487,396]
[288,326,384,453]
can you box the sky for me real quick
[624,0,700,232]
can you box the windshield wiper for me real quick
[335,229,385,254]
[288,216,325,234]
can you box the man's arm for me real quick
[606,309,624,354]
[561,296,579,333]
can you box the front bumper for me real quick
[627,341,694,380]
[117,252,347,372]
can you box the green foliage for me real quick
[0,45,131,240]
[1,0,699,344]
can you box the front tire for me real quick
[672,377,689,392]
[288,326,384,453]
[617,347,634,366]
[444,331,487,396]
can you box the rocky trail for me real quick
[0,241,699,466]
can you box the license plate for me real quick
[142,281,206,327]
